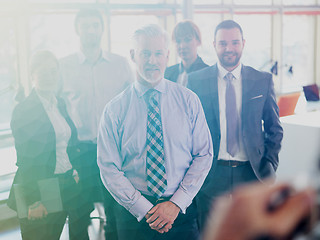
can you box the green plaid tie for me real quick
[146,90,167,199]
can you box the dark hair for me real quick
[172,20,201,43]
[74,9,104,32]
[30,50,58,75]
[214,20,243,41]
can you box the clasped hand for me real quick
[28,201,48,220]
[145,201,180,234]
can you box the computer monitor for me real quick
[303,84,320,102]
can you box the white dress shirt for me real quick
[37,91,73,174]
[97,79,213,221]
[59,51,134,142]
[217,63,248,161]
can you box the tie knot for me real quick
[224,72,234,83]
[146,89,158,106]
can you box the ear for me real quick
[242,39,246,49]
[130,49,135,63]
[165,49,170,66]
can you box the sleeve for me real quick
[10,105,41,206]
[97,108,153,221]
[170,93,214,213]
[262,75,283,170]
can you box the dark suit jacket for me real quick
[165,56,208,83]
[187,64,283,182]
[7,89,81,211]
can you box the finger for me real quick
[146,211,160,223]
[163,223,172,233]
[156,228,165,234]
[147,205,158,215]
[149,219,163,228]
[145,213,151,220]
[149,220,163,230]
[267,189,315,237]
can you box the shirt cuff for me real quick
[128,195,154,222]
[170,189,193,214]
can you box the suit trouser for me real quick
[196,162,258,232]
[114,197,199,240]
[76,141,118,240]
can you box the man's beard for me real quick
[219,53,241,68]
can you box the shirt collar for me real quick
[77,50,110,64]
[36,90,57,110]
[134,78,167,98]
[217,62,242,81]
[179,55,201,74]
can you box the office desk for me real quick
[277,110,320,182]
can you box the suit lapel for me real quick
[210,64,220,128]
[241,65,256,124]
[30,90,56,142]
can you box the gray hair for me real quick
[132,24,170,50]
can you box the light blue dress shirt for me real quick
[97,78,213,221]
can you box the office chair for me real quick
[277,92,301,117]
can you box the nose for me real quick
[225,43,233,52]
[149,53,157,64]
[85,24,97,34]
[178,41,186,49]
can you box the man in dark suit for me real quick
[187,20,283,229]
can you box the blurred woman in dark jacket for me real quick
[7,50,90,240]
[165,20,208,86]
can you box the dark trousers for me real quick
[19,171,89,240]
[196,161,258,231]
[103,189,119,240]
[114,197,199,240]
[20,212,66,240]
[75,141,118,240]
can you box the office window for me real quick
[30,13,79,59]
[30,0,95,2]
[233,15,271,71]
[194,0,222,4]
[194,13,222,65]
[282,15,314,92]
[0,17,17,131]
[110,15,158,60]
[109,0,161,3]
[283,0,316,5]
[233,0,272,5]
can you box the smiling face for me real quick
[214,27,245,71]
[131,35,169,87]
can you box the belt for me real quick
[142,194,172,205]
[55,169,73,180]
[217,160,249,167]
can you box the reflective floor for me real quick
[0,207,106,240]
